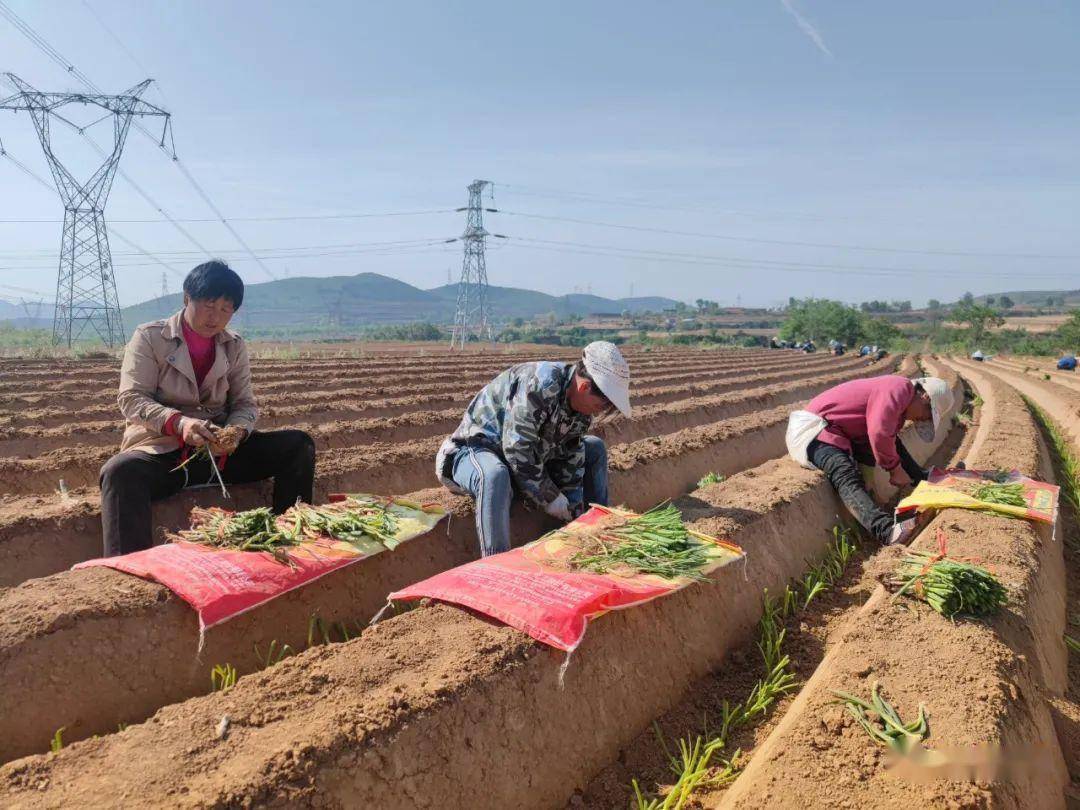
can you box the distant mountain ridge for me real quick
[116,272,681,335]
[969,289,1079,306]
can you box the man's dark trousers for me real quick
[807,437,926,543]
[99,429,315,557]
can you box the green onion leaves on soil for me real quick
[210,663,237,692]
[565,503,712,581]
[697,471,725,488]
[831,682,928,754]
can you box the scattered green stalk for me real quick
[566,503,712,581]
[780,584,798,619]
[49,727,65,754]
[290,496,401,550]
[892,550,1007,618]
[171,498,401,564]
[1066,635,1080,655]
[1024,396,1080,549]
[970,482,1027,508]
[697,471,725,488]
[831,682,929,754]
[172,507,301,564]
[210,663,237,692]
[631,526,858,808]
[255,639,295,669]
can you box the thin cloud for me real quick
[780,0,833,59]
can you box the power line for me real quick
[0,242,460,272]
[0,75,176,346]
[0,208,456,224]
[1,137,189,280]
[499,183,1080,234]
[499,210,1080,261]
[501,238,1080,282]
[0,0,278,280]
[0,236,455,261]
[0,1,99,91]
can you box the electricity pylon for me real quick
[450,179,496,349]
[0,74,171,347]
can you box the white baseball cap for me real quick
[912,377,953,442]
[583,341,631,417]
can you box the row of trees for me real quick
[779,297,1079,354]
[778,299,903,348]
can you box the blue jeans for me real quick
[450,436,609,557]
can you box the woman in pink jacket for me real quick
[788,375,953,545]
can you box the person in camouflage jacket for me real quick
[436,341,632,556]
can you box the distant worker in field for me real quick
[1058,354,1076,371]
[99,260,316,557]
[785,375,953,545]
[436,341,631,556]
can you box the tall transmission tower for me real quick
[0,74,171,347]
[450,179,499,349]
[160,271,169,299]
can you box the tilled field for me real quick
[0,347,886,587]
[9,345,1073,808]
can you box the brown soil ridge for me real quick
[0,398,808,763]
[0,355,859,454]
[982,356,1080,396]
[0,353,852,429]
[573,358,969,809]
[0,377,931,806]
[718,359,1068,809]
[0,356,875,495]
[0,456,851,808]
[0,357,899,584]
[0,350,778,405]
[949,356,1080,453]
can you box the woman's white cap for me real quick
[583,341,631,417]
[912,376,953,442]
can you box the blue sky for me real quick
[1,0,1077,309]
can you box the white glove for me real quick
[544,493,573,522]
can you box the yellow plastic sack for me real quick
[895,469,1059,525]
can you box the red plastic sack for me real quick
[390,505,744,652]
[76,495,446,631]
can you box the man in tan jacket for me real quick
[100,260,315,556]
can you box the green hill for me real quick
[120,272,681,337]
[969,289,1079,307]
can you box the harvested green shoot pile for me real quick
[170,498,402,562]
[970,481,1027,507]
[566,504,711,581]
[831,682,928,754]
[697,471,725,488]
[288,497,400,549]
[893,549,1007,618]
[171,507,300,563]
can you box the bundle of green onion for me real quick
[970,482,1027,508]
[287,497,400,550]
[566,503,711,581]
[171,506,300,563]
[831,682,928,754]
[893,550,1007,618]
